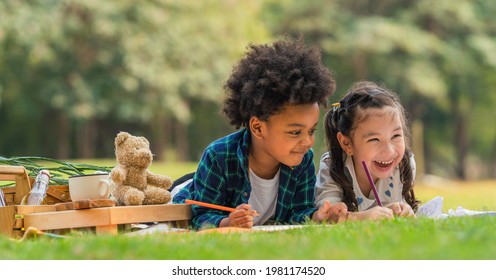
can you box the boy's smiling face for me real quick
[251,103,320,174]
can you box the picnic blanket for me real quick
[124,223,324,236]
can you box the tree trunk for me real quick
[491,139,496,178]
[150,117,167,161]
[352,51,368,80]
[452,98,469,180]
[411,120,425,179]
[407,96,427,178]
[76,120,97,158]
[55,112,70,159]
[174,121,189,161]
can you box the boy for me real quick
[174,37,346,229]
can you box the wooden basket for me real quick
[0,165,71,206]
[0,165,191,238]
[0,165,71,237]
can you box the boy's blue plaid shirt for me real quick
[173,128,318,229]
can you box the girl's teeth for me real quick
[375,160,394,168]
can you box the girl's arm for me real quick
[312,200,348,223]
[347,206,394,221]
[315,152,344,207]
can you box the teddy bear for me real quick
[110,131,173,206]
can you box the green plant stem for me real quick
[0,156,113,186]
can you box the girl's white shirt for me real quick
[315,152,416,211]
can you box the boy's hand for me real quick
[220,204,256,228]
[385,202,415,217]
[314,200,348,223]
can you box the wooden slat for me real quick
[1,186,15,194]
[0,166,31,205]
[14,216,23,230]
[0,206,16,237]
[46,186,70,202]
[95,224,118,235]
[0,174,16,181]
[0,165,27,175]
[16,205,56,214]
[55,199,115,211]
[0,166,32,205]
[22,204,191,231]
[109,204,192,224]
[23,208,113,230]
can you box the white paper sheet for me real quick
[416,196,447,218]
[416,196,496,218]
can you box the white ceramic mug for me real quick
[68,173,111,201]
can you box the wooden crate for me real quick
[0,165,191,238]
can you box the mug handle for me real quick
[98,179,111,199]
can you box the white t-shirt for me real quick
[248,168,279,225]
[315,152,416,210]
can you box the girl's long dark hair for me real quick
[324,81,420,212]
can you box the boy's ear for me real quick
[249,117,263,139]
[337,132,353,156]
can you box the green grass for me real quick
[1,159,495,260]
[415,179,496,211]
[1,216,495,259]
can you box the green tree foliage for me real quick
[263,0,496,179]
[0,0,269,160]
[1,0,495,179]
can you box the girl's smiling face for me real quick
[338,107,406,187]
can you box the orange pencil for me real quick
[185,199,259,216]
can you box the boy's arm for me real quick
[187,149,232,229]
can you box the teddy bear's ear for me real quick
[139,136,150,146]
[115,132,130,146]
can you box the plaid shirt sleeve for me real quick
[187,148,232,229]
[173,130,249,229]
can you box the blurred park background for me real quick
[1,0,495,181]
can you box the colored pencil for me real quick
[185,199,259,216]
[361,160,383,207]
[185,199,236,212]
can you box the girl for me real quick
[315,81,420,221]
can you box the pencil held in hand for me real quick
[185,199,236,212]
[185,199,259,216]
[361,160,383,207]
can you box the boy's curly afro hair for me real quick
[223,36,336,129]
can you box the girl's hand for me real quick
[350,206,394,221]
[220,204,256,228]
[385,202,415,217]
[314,200,348,223]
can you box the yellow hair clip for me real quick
[332,102,340,111]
